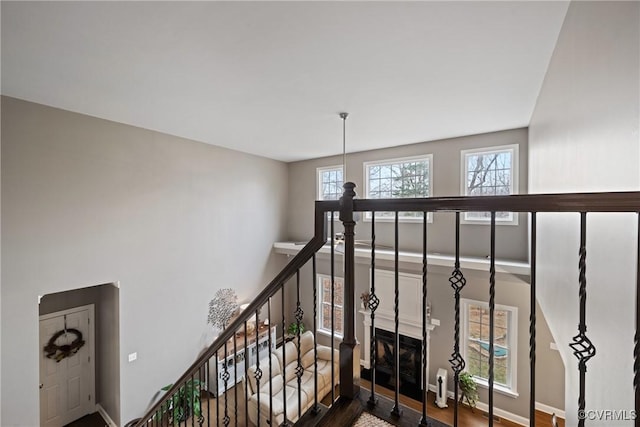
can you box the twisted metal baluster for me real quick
[420,211,429,427]
[312,255,320,414]
[222,342,230,427]
[368,212,379,408]
[636,212,640,427]
[570,213,596,427]
[281,287,290,426]
[391,212,402,418]
[530,213,537,426]
[254,310,262,427]
[488,212,496,427]
[295,270,305,419]
[448,212,467,427]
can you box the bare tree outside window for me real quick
[462,146,518,222]
[318,167,343,201]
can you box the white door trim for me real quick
[39,304,96,425]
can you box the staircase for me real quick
[132,184,640,427]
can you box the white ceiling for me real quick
[1,1,569,162]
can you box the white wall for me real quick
[1,97,289,425]
[529,2,640,425]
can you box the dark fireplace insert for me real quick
[361,328,423,400]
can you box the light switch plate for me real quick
[128,352,137,362]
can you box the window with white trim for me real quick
[364,155,433,221]
[317,274,344,338]
[461,145,519,224]
[317,165,343,227]
[317,165,344,201]
[462,298,518,396]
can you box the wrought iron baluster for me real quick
[183,384,188,427]
[391,212,402,418]
[570,212,596,427]
[488,212,496,427]
[312,255,320,414]
[244,323,248,427]
[268,297,274,426]
[295,270,304,419]
[530,213,537,426]
[215,350,220,427]
[448,212,467,427]
[199,365,205,427]
[254,310,261,427]
[368,212,379,408]
[233,328,238,427]
[192,373,198,427]
[636,212,640,427]
[420,211,429,427]
[223,342,230,427]
[206,358,210,427]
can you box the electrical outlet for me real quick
[431,318,440,326]
[128,352,137,362]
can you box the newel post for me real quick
[339,182,361,399]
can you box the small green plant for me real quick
[287,321,305,336]
[458,372,478,410]
[158,378,202,424]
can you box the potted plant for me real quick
[458,372,478,411]
[286,321,305,342]
[158,378,203,424]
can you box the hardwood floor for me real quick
[195,382,564,427]
[360,379,565,427]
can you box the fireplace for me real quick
[360,269,438,401]
[362,328,423,400]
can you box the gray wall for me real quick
[529,1,639,425]
[285,128,565,417]
[40,284,121,425]
[1,97,289,425]
[287,128,529,261]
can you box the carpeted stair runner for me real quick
[352,412,395,427]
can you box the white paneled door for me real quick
[39,305,95,427]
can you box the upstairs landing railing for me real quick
[134,183,640,427]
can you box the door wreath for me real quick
[44,329,85,362]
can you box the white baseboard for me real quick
[96,403,118,427]
[535,401,565,419]
[427,384,529,426]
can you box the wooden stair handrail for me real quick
[135,201,338,425]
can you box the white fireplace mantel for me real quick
[360,269,438,389]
